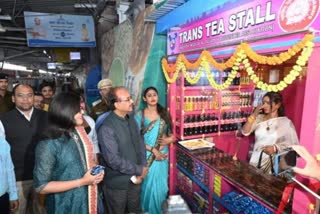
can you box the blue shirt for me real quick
[0,137,18,200]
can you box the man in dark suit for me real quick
[98,87,148,214]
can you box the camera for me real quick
[274,149,298,176]
[90,165,105,175]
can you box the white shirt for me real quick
[83,115,100,154]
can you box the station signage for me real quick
[24,11,96,47]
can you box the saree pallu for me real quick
[248,116,299,174]
[75,127,98,214]
[135,112,169,214]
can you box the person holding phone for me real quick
[242,92,299,174]
[291,145,320,180]
[33,93,104,214]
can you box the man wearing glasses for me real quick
[0,84,48,213]
[97,87,148,214]
[90,79,113,120]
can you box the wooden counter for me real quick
[174,144,291,213]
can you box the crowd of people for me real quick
[0,74,175,214]
[0,72,319,214]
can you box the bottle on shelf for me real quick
[184,97,188,112]
[176,96,180,111]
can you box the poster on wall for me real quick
[167,0,320,55]
[24,11,96,47]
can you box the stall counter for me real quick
[174,143,291,213]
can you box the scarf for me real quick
[75,126,98,214]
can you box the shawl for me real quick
[74,126,98,214]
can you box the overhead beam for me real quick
[6,57,51,63]
[0,40,27,45]
[0,36,26,41]
[3,26,26,31]
[155,0,238,33]
[2,49,38,60]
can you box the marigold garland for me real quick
[240,41,314,92]
[161,34,315,91]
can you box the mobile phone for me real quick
[90,165,105,175]
[130,175,138,184]
[274,149,297,176]
[259,109,265,114]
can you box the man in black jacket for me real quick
[0,84,48,214]
[98,87,148,214]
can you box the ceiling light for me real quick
[74,3,97,8]
[0,62,49,74]
[0,15,11,21]
[0,23,6,33]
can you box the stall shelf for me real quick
[173,69,255,141]
[163,0,320,211]
[172,143,290,213]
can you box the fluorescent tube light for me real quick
[74,3,97,8]
[0,15,12,21]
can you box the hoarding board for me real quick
[167,0,320,55]
[24,11,96,47]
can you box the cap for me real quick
[98,79,113,89]
[0,73,9,80]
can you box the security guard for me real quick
[0,73,14,113]
[90,79,113,120]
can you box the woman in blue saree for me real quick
[135,87,174,214]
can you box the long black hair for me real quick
[43,92,81,139]
[263,92,285,117]
[143,87,173,133]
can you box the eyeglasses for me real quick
[116,97,133,102]
[15,93,34,99]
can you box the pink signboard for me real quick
[167,0,320,55]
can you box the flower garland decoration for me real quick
[161,58,181,83]
[241,39,314,92]
[242,34,314,65]
[161,33,315,91]
[204,57,238,90]
[181,57,204,85]
[161,48,241,75]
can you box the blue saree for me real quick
[135,111,169,214]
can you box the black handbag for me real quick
[257,150,275,174]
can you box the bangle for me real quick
[247,115,256,124]
[273,145,278,153]
[150,147,154,153]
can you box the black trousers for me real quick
[103,181,142,214]
[0,193,9,214]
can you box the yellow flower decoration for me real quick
[161,34,314,92]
